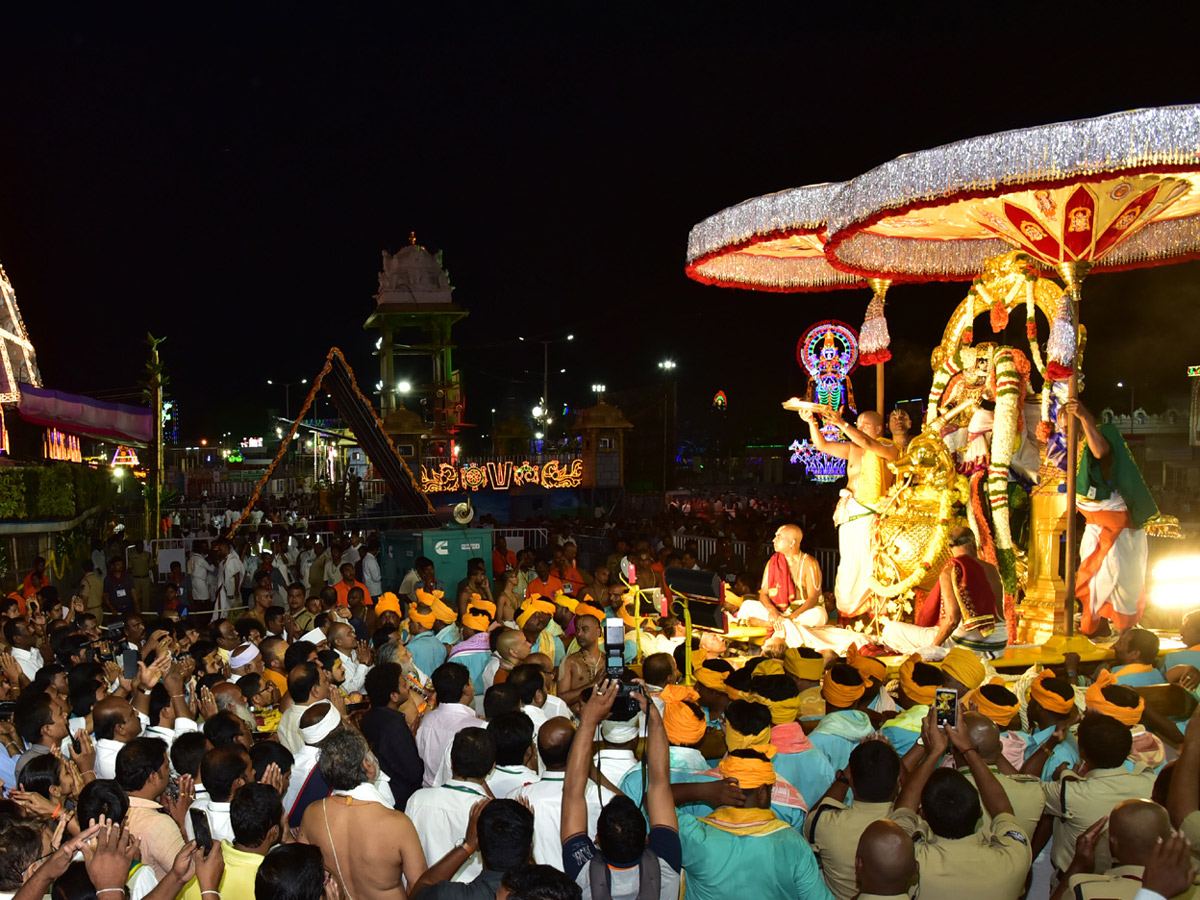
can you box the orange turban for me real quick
[745,691,803,726]
[660,685,700,704]
[821,671,866,708]
[1085,670,1144,726]
[1029,669,1075,715]
[754,659,786,678]
[375,592,403,617]
[619,602,637,629]
[899,654,938,705]
[553,591,579,613]
[719,753,777,789]
[965,687,1019,726]
[516,598,555,629]
[695,667,729,694]
[575,603,605,621]
[846,644,887,684]
[781,649,825,682]
[663,698,707,745]
[942,647,986,690]
[462,612,491,632]
[408,604,436,630]
[469,595,496,617]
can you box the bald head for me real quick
[857,411,883,436]
[856,819,916,895]
[537,716,576,771]
[1110,799,1172,865]
[774,525,802,554]
[497,628,530,663]
[962,711,1002,762]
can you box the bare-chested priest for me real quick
[800,406,899,619]
[735,524,826,648]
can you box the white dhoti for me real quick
[834,494,876,618]
[790,623,867,655]
[737,600,827,648]
[881,618,1008,659]
[1077,493,1147,632]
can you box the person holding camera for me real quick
[562,679,682,900]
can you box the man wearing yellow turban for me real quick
[1021,670,1080,782]
[963,683,1019,729]
[777,648,828,719]
[695,661,733,725]
[942,647,987,694]
[677,746,830,900]
[405,602,447,679]
[881,655,943,756]
[517,597,563,666]
[821,664,866,712]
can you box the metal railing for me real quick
[676,534,748,564]
[493,527,550,552]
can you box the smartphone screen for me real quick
[190,809,213,852]
[604,618,625,678]
[934,687,958,728]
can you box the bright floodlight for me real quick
[532,405,543,418]
[535,432,544,440]
[1149,555,1200,609]
[559,368,566,373]
[592,383,606,393]
[658,359,677,370]
[567,334,575,340]
[267,379,274,385]
[1117,381,1125,387]
[397,380,412,393]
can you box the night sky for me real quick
[3,7,1200,451]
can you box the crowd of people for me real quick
[0,524,1197,900]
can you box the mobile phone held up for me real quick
[604,617,639,721]
[934,687,958,728]
[190,809,213,852]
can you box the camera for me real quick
[604,617,640,721]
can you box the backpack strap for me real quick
[588,854,613,900]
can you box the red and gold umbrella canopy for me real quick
[686,181,865,293]
[825,105,1200,281]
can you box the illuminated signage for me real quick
[788,439,847,483]
[240,437,264,449]
[44,428,81,462]
[420,458,584,492]
[112,446,140,467]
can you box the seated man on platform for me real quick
[735,524,827,649]
[881,527,1007,658]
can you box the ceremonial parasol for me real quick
[686,181,894,410]
[824,103,1200,637]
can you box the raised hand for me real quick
[1069,816,1108,875]
[1142,831,1197,899]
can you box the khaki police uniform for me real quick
[804,798,894,900]
[891,808,1031,900]
[965,766,1046,840]
[128,548,153,612]
[1042,765,1155,873]
[1069,863,1197,900]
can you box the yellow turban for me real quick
[942,647,986,690]
[695,666,729,694]
[663,698,707,745]
[781,649,825,682]
[965,686,1019,726]
[754,659,786,678]
[899,654,938,706]
[821,671,866,708]
[746,692,803,726]
[553,591,579,613]
[719,753,777,789]
[408,604,436,630]
[724,720,773,752]
[619,602,637,629]
[375,592,403,617]
[1085,669,1144,727]
[516,598,555,630]
[846,644,887,685]
[1029,669,1075,715]
[462,612,491,632]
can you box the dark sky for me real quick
[3,6,1200,450]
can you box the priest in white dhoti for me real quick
[734,524,827,648]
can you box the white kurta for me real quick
[405,779,490,881]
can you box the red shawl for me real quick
[914,556,997,633]
[764,552,795,611]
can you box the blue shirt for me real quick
[1114,667,1167,688]
[1164,649,1200,673]
[771,748,836,809]
[406,631,448,679]
[1018,725,1080,782]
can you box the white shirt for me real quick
[594,748,639,788]
[220,553,245,602]
[277,702,310,755]
[298,550,315,590]
[95,738,125,780]
[342,546,361,567]
[399,568,421,601]
[10,646,41,683]
[542,694,574,722]
[185,799,234,844]
[188,554,214,601]
[145,717,198,757]
[489,764,540,799]
[336,649,371,695]
[414,703,481,788]
[514,772,612,870]
[283,745,320,817]
[362,553,382,598]
[405,780,489,882]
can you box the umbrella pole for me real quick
[876,362,885,416]
[1056,261,1090,639]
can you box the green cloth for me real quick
[678,812,834,900]
[1076,423,1158,527]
